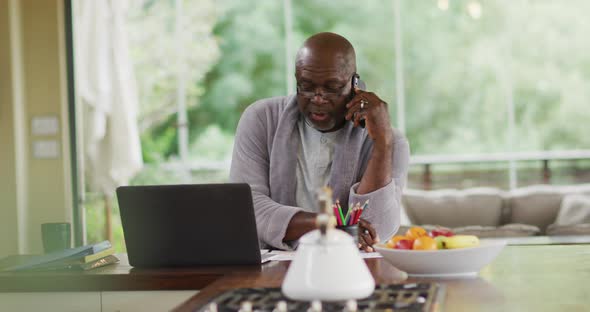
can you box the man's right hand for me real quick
[283,211,318,242]
[358,218,380,252]
[284,213,381,253]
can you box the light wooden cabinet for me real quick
[0,291,197,312]
[0,292,101,312]
[101,291,198,312]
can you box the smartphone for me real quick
[351,73,366,128]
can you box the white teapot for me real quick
[281,188,375,301]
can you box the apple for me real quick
[429,229,454,238]
[394,239,413,250]
[386,235,407,249]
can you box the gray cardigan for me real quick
[230,95,410,249]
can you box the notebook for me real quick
[117,183,262,268]
[0,240,112,272]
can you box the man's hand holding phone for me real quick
[345,88,393,146]
[345,76,395,196]
[358,218,379,252]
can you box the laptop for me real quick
[117,183,264,268]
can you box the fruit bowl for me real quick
[374,239,507,277]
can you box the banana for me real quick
[434,236,446,250]
[441,235,480,249]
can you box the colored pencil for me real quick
[336,200,345,227]
[333,205,342,226]
[349,208,357,225]
[355,200,369,224]
[343,203,353,225]
[362,200,369,210]
[353,203,363,224]
[334,199,342,226]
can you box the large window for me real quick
[402,0,590,189]
[78,0,590,249]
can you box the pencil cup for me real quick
[336,224,359,245]
[41,222,71,253]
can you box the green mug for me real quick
[41,222,71,253]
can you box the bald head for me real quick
[294,33,358,132]
[295,32,356,76]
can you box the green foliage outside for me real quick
[85,0,590,251]
[130,0,590,160]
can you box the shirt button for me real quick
[320,137,327,144]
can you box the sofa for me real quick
[398,184,590,237]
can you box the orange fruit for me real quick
[412,236,438,250]
[386,235,409,248]
[405,227,428,240]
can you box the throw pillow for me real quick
[553,194,590,225]
[545,194,590,236]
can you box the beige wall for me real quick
[0,0,72,257]
[0,0,19,257]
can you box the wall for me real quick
[0,0,20,257]
[0,0,72,257]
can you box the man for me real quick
[230,32,409,251]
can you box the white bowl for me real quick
[374,239,507,277]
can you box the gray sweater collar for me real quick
[269,95,367,208]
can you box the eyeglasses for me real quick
[296,82,350,100]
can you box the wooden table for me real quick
[0,254,257,292]
[1,246,589,311]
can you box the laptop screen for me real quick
[117,183,261,267]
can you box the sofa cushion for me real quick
[402,188,503,228]
[546,223,590,236]
[399,204,412,226]
[507,184,590,232]
[507,185,563,232]
[453,223,540,238]
[560,184,590,196]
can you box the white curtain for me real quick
[75,0,143,196]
